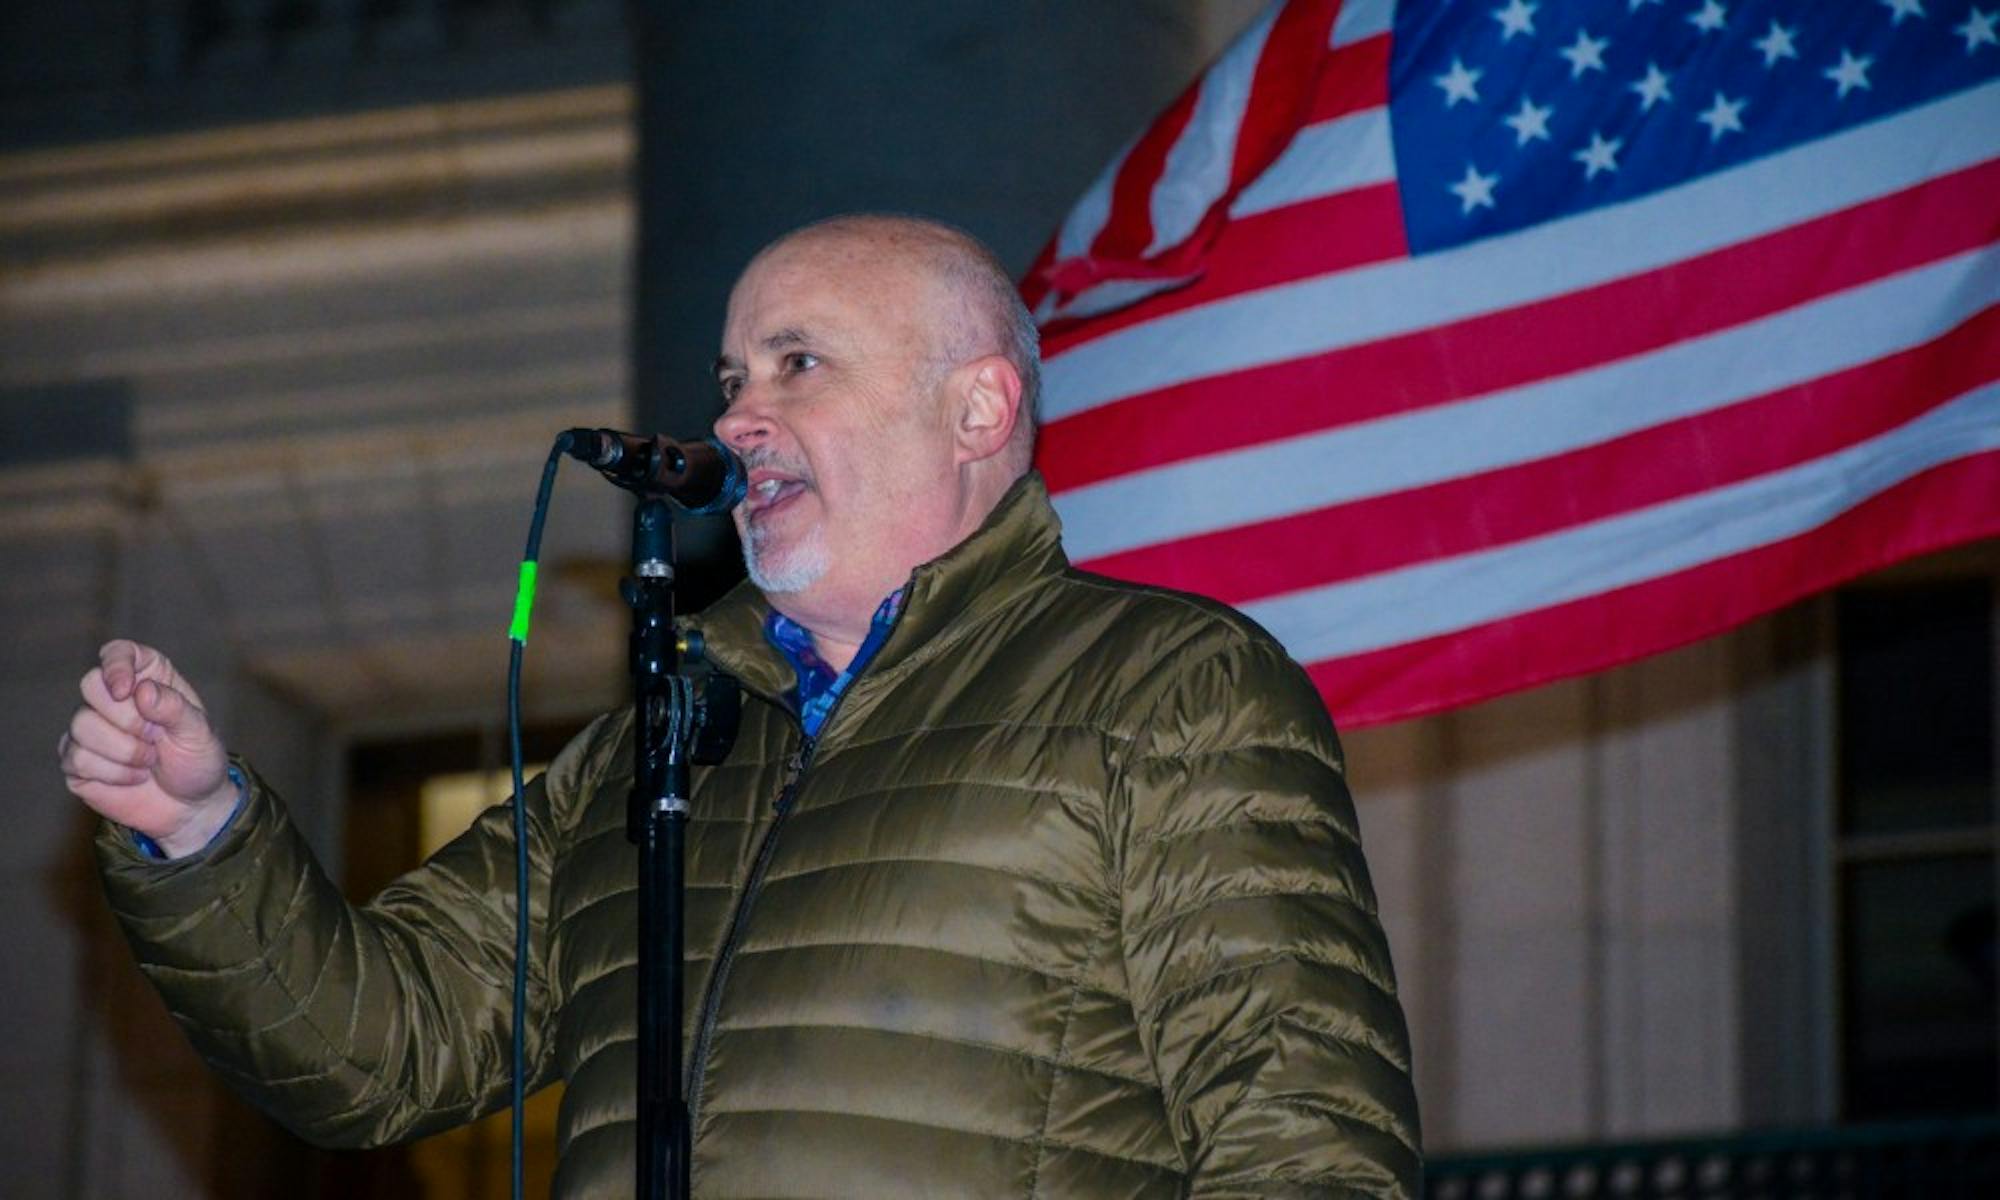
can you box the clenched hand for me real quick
[59,640,237,859]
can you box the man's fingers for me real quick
[133,678,218,754]
[94,640,209,727]
[67,707,151,769]
[79,669,147,737]
[99,639,143,702]
[60,740,152,788]
[134,678,190,734]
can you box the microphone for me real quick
[564,429,746,514]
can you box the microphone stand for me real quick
[566,428,739,1200]
[627,497,692,1200]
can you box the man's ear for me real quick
[951,355,1023,465]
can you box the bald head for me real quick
[715,214,1045,651]
[752,215,1041,475]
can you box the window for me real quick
[1835,579,1997,1120]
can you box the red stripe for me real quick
[1232,0,1347,184]
[1024,4,1374,316]
[1019,239,1058,315]
[1037,180,1405,354]
[1074,309,2000,600]
[1089,69,1202,262]
[1029,29,1387,343]
[1038,158,2000,493]
[1303,33,1389,125]
[1306,452,2000,728]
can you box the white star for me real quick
[1559,29,1610,78]
[1753,21,1799,66]
[1631,62,1674,110]
[1957,8,1999,52]
[1688,0,1728,33]
[1493,0,1538,40]
[1434,57,1484,107]
[1696,91,1746,140]
[1880,0,1926,25]
[1824,49,1874,98]
[1449,163,1499,214]
[1503,96,1554,145]
[1573,132,1624,179]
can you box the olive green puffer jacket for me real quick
[99,474,1420,1197]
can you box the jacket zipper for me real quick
[680,725,817,1145]
[680,603,907,1149]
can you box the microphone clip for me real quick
[564,428,746,515]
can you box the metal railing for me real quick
[1426,1117,2000,1199]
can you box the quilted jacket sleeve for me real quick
[93,724,601,1148]
[1114,626,1421,1197]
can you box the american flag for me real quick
[1024,0,2000,728]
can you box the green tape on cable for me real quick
[510,560,539,643]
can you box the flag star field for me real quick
[1392,0,1998,252]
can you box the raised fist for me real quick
[60,640,237,859]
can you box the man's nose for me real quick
[713,394,773,449]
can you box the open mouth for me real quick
[744,473,809,519]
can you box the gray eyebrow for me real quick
[761,327,812,351]
[714,327,814,379]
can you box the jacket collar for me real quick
[686,471,1067,703]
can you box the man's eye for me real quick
[718,376,744,402]
[783,351,819,373]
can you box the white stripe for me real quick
[1045,273,1204,322]
[1331,0,1394,47]
[1146,3,1281,255]
[1041,79,2000,422]
[1049,107,1392,318]
[1052,244,2000,560]
[1230,108,1394,218]
[1240,381,2000,662]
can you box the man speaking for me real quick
[60,215,1421,1197]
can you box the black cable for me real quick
[508,434,571,1200]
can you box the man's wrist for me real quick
[136,766,248,861]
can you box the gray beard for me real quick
[741,519,830,594]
